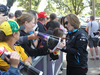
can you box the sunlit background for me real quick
[0,0,90,15]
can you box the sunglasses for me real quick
[64,21,68,25]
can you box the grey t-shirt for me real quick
[87,21,99,38]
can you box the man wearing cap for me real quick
[0,20,32,71]
[37,12,47,33]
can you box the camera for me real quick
[93,32,99,36]
[93,29,100,36]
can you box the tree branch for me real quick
[75,0,77,13]
[64,3,72,13]
[72,0,77,13]
[72,0,75,8]
[78,6,88,14]
[77,0,83,13]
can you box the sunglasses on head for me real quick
[64,21,68,25]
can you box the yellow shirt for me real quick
[0,42,28,71]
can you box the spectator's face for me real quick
[25,18,36,32]
[35,14,38,23]
[13,31,20,41]
[64,18,74,31]
[43,17,47,25]
[0,14,8,24]
[55,17,58,21]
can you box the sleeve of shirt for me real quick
[38,24,46,33]
[18,36,28,44]
[24,45,50,57]
[0,66,20,75]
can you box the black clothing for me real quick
[46,29,53,35]
[16,36,28,44]
[19,30,50,57]
[45,21,51,29]
[67,65,88,75]
[46,29,59,60]
[37,21,46,33]
[62,28,88,67]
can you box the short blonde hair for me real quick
[65,13,80,29]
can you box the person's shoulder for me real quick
[0,42,6,45]
[37,22,43,27]
[92,21,99,26]
[46,21,51,25]
[78,29,87,36]
[37,22,43,25]
[78,29,88,39]
[0,42,10,48]
[87,21,91,25]
[92,20,97,23]
[15,45,25,51]
[20,30,27,36]
[46,30,52,35]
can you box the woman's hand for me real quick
[24,57,32,66]
[5,51,20,68]
[57,39,66,49]
[28,33,40,40]
[53,39,66,52]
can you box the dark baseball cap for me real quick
[0,4,8,16]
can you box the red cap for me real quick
[38,12,47,18]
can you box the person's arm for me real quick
[0,51,20,75]
[61,33,88,55]
[16,34,39,44]
[85,26,88,31]
[33,39,38,47]
[16,36,28,44]
[24,56,32,66]
[25,45,51,57]
[0,66,20,75]
[28,33,39,40]
[85,22,90,32]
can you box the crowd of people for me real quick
[1,3,100,75]
[0,4,65,75]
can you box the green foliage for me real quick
[44,0,87,16]
[18,0,87,16]
[88,0,100,16]
[44,0,68,16]
[96,3,100,16]
[66,0,87,15]
[44,1,56,15]
[18,0,41,11]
